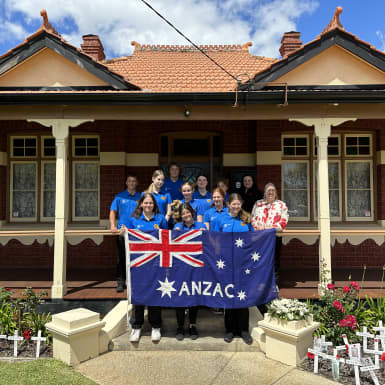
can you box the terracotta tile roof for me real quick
[105,42,276,92]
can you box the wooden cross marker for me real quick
[356,326,374,352]
[0,333,6,340]
[31,330,47,358]
[7,330,23,358]
[360,357,380,385]
[373,320,385,350]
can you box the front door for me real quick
[160,132,222,189]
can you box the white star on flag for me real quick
[251,252,261,262]
[235,238,244,248]
[156,277,177,298]
[237,290,246,301]
[216,259,225,269]
[245,269,250,275]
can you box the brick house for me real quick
[0,7,384,299]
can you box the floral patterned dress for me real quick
[251,199,289,231]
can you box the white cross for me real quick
[356,326,374,352]
[319,335,333,352]
[373,320,385,350]
[31,330,47,358]
[8,330,23,358]
[0,333,6,340]
[360,357,380,385]
[344,343,362,385]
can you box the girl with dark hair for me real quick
[240,175,263,214]
[203,187,228,231]
[173,203,206,340]
[179,182,205,222]
[214,193,254,345]
[124,193,168,343]
[145,170,172,221]
[192,175,212,200]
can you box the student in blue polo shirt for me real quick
[173,203,206,341]
[216,178,230,202]
[203,187,229,231]
[216,193,254,346]
[192,175,212,200]
[179,182,205,222]
[144,170,172,221]
[162,163,184,201]
[110,174,141,293]
[124,193,168,344]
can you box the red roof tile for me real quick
[105,42,276,92]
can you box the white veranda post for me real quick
[28,119,93,298]
[290,118,356,292]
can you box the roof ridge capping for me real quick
[130,41,253,52]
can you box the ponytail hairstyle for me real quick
[227,193,251,223]
[173,203,196,224]
[211,187,226,207]
[146,169,165,193]
[132,192,160,218]
[181,181,195,193]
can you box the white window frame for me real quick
[282,134,309,158]
[72,161,100,221]
[10,136,38,158]
[10,161,38,222]
[344,134,372,157]
[41,136,56,158]
[40,160,56,222]
[313,160,342,221]
[72,135,100,158]
[282,160,310,221]
[344,159,374,221]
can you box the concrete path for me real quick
[76,350,338,385]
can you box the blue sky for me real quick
[0,0,385,60]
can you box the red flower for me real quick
[336,355,341,359]
[343,286,350,293]
[381,353,385,362]
[333,300,342,310]
[23,330,31,340]
[340,306,345,313]
[350,281,360,291]
[327,283,335,290]
[5,288,11,291]
[307,352,315,359]
[339,319,349,327]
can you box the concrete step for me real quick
[109,307,263,352]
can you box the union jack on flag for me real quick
[127,228,204,268]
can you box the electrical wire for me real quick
[139,0,239,82]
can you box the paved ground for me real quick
[76,350,338,385]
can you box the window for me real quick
[41,162,56,220]
[71,136,100,221]
[42,137,56,158]
[11,136,37,158]
[282,133,374,222]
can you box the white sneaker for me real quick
[151,328,161,342]
[130,328,141,342]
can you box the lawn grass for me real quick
[0,359,98,385]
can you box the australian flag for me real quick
[124,228,278,308]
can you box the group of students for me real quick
[109,163,289,345]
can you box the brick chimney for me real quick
[279,31,302,57]
[81,34,105,61]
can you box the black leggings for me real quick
[176,307,198,327]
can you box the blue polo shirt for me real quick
[203,206,229,231]
[110,190,141,228]
[181,198,204,217]
[162,178,183,201]
[128,213,168,230]
[142,191,172,216]
[192,190,212,200]
[174,221,206,231]
[215,213,254,232]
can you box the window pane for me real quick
[75,147,87,156]
[44,138,55,147]
[296,137,307,146]
[13,138,24,147]
[283,163,307,189]
[87,138,98,147]
[43,191,56,217]
[347,190,371,217]
[43,163,56,190]
[25,138,36,147]
[328,147,339,156]
[346,137,357,146]
[283,147,295,156]
[87,147,99,156]
[358,147,370,155]
[75,138,86,147]
[25,148,36,157]
[347,162,370,189]
[329,190,340,217]
[75,163,98,189]
[328,137,338,146]
[283,138,295,146]
[296,147,307,156]
[44,148,56,157]
[346,147,358,155]
[75,192,98,217]
[13,148,24,157]
[285,190,308,217]
[12,163,36,218]
[359,137,369,145]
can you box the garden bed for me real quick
[0,340,52,359]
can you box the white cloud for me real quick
[2,0,319,59]
[0,20,28,45]
[376,30,385,51]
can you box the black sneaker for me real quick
[224,332,234,343]
[189,325,198,340]
[211,308,224,315]
[241,331,253,345]
[176,327,185,341]
[116,281,125,293]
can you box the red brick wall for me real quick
[256,165,281,196]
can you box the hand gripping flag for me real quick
[125,228,278,308]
